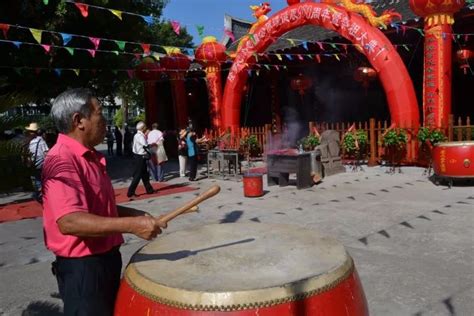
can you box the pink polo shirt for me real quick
[42,134,124,257]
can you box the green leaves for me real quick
[342,130,367,154]
[300,135,320,151]
[417,127,446,145]
[382,129,407,148]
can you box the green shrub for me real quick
[382,128,407,148]
[342,130,368,155]
[298,134,320,151]
[417,127,446,145]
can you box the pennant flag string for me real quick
[1,23,195,55]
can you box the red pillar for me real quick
[409,0,465,129]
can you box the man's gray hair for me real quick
[51,88,94,133]
[136,121,146,131]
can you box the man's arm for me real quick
[57,211,165,240]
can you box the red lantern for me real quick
[290,73,313,96]
[409,0,465,26]
[354,67,377,89]
[456,49,473,75]
[135,56,162,81]
[195,36,227,67]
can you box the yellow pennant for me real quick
[163,46,181,54]
[276,54,282,61]
[30,29,43,44]
[110,10,123,20]
[334,54,340,61]
[73,69,80,76]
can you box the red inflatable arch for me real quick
[222,2,420,131]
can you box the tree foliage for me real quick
[0,0,193,110]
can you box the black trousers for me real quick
[188,155,198,180]
[53,248,122,316]
[127,154,154,196]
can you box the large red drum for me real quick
[115,223,369,315]
[432,141,474,178]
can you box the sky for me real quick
[163,0,288,46]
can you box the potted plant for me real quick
[382,128,407,173]
[342,130,368,171]
[298,134,320,152]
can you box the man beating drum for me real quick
[42,89,219,316]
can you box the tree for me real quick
[0,0,193,111]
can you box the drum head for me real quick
[125,223,353,311]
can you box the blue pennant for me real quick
[142,15,154,25]
[54,68,62,76]
[12,41,21,48]
[285,54,293,60]
[60,33,73,45]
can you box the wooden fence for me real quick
[202,116,472,163]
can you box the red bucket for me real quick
[243,173,263,197]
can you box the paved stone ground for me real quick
[1,145,473,315]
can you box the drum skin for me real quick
[242,173,263,197]
[432,141,474,178]
[114,223,369,316]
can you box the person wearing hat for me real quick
[25,122,49,203]
[178,129,188,177]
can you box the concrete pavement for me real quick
[1,147,473,315]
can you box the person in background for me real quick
[25,122,49,203]
[127,121,156,198]
[124,125,133,156]
[114,126,123,156]
[42,89,166,316]
[105,126,114,156]
[186,129,206,181]
[178,129,188,177]
[146,123,160,181]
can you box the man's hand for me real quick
[131,216,164,240]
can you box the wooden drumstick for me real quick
[157,185,220,225]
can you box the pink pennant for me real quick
[297,54,304,61]
[87,49,96,58]
[224,28,235,42]
[170,21,181,35]
[34,68,41,75]
[89,37,100,50]
[141,43,151,55]
[41,44,51,53]
[0,23,10,38]
[451,34,456,41]
[126,69,134,79]
[134,53,142,60]
[465,34,469,42]
[315,55,321,63]
[75,3,89,17]
[317,42,324,50]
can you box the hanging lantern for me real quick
[290,73,313,96]
[354,67,377,89]
[135,56,163,81]
[409,0,465,27]
[195,36,227,68]
[456,49,473,75]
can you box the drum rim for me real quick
[124,256,354,311]
[434,141,474,147]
